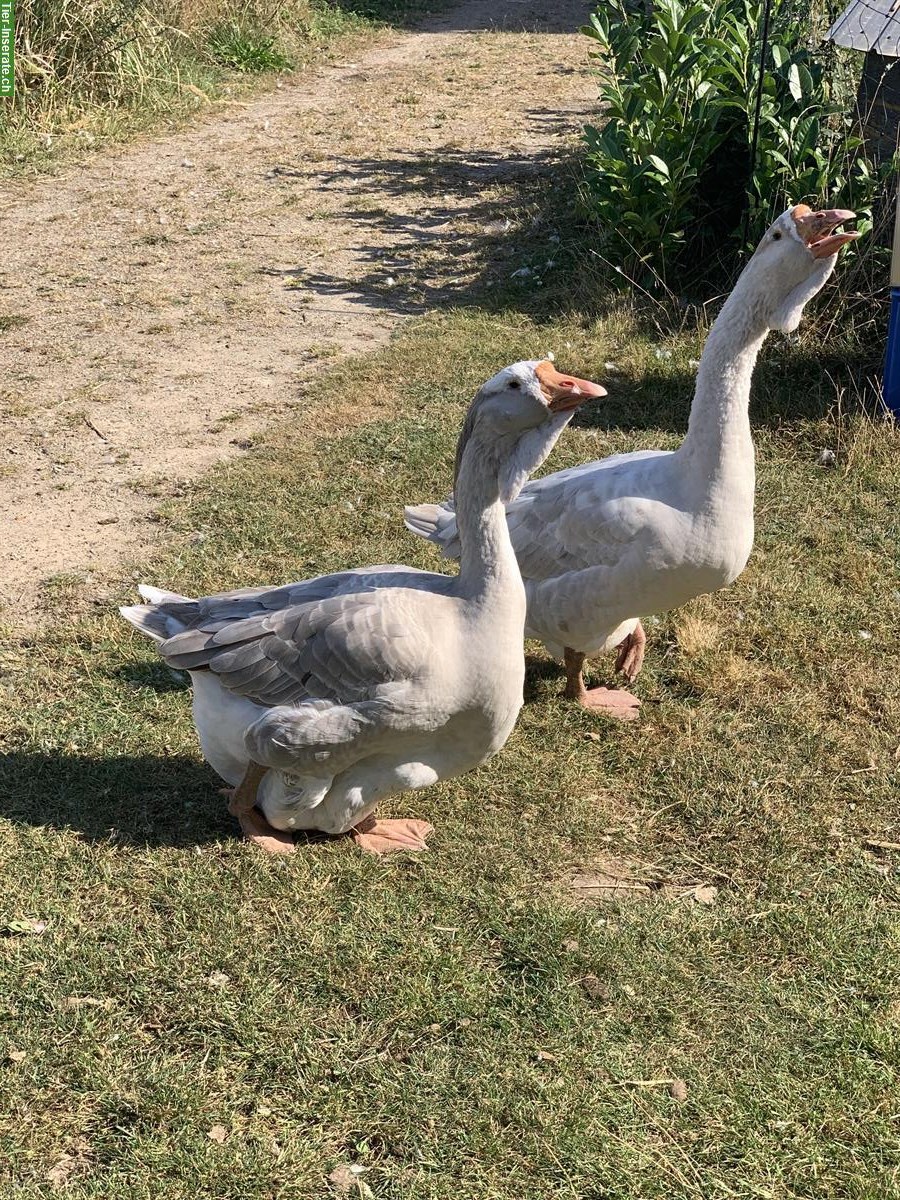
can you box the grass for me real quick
[1,0,897,1186]
[2,0,443,174]
[1,36,899,1180]
[2,220,899,1195]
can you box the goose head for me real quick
[748,204,859,334]
[472,360,606,433]
[455,360,607,502]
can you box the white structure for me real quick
[827,0,900,55]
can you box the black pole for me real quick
[743,0,774,248]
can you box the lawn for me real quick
[2,179,900,1196]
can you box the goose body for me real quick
[406,205,858,716]
[128,566,522,841]
[121,360,605,853]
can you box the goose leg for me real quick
[220,760,296,855]
[614,622,646,683]
[564,647,641,721]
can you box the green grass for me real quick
[2,167,900,1194]
[206,24,295,74]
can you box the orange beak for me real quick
[535,360,607,413]
[792,205,860,259]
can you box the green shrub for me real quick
[207,23,293,73]
[581,0,891,285]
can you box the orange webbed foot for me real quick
[614,623,647,683]
[579,686,641,721]
[237,807,297,855]
[350,816,434,855]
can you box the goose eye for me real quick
[772,231,782,241]
[508,379,521,389]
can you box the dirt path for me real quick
[0,0,596,617]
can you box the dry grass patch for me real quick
[567,860,660,903]
[672,612,721,658]
[5,0,431,172]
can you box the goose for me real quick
[405,205,859,719]
[120,360,606,854]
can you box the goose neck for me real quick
[682,278,769,472]
[454,429,524,603]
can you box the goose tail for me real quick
[403,500,461,559]
[120,585,196,642]
[119,604,171,643]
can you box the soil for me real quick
[0,0,596,617]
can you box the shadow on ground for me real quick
[524,654,566,702]
[331,0,596,35]
[262,137,881,432]
[0,656,570,848]
[261,144,585,318]
[0,749,235,848]
[113,661,190,694]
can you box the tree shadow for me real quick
[261,133,880,433]
[329,0,596,35]
[260,144,582,318]
[0,749,236,848]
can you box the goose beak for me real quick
[535,360,607,412]
[792,205,860,259]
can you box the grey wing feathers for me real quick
[119,604,172,643]
[123,566,446,708]
[160,593,427,706]
[405,449,674,581]
[121,565,431,645]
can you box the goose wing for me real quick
[505,451,671,578]
[125,567,454,710]
[406,450,671,580]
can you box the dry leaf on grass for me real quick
[580,974,609,1001]
[669,1079,688,1102]
[2,918,48,936]
[47,1141,90,1189]
[328,1164,373,1196]
[536,1049,558,1063]
[569,864,653,902]
[207,1125,229,1144]
[686,885,718,905]
[6,1048,27,1063]
[47,1156,78,1189]
[206,971,230,987]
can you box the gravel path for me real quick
[0,0,596,615]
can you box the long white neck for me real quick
[680,263,771,489]
[454,428,525,609]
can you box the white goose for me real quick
[406,205,859,718]
[120,360,606,854]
